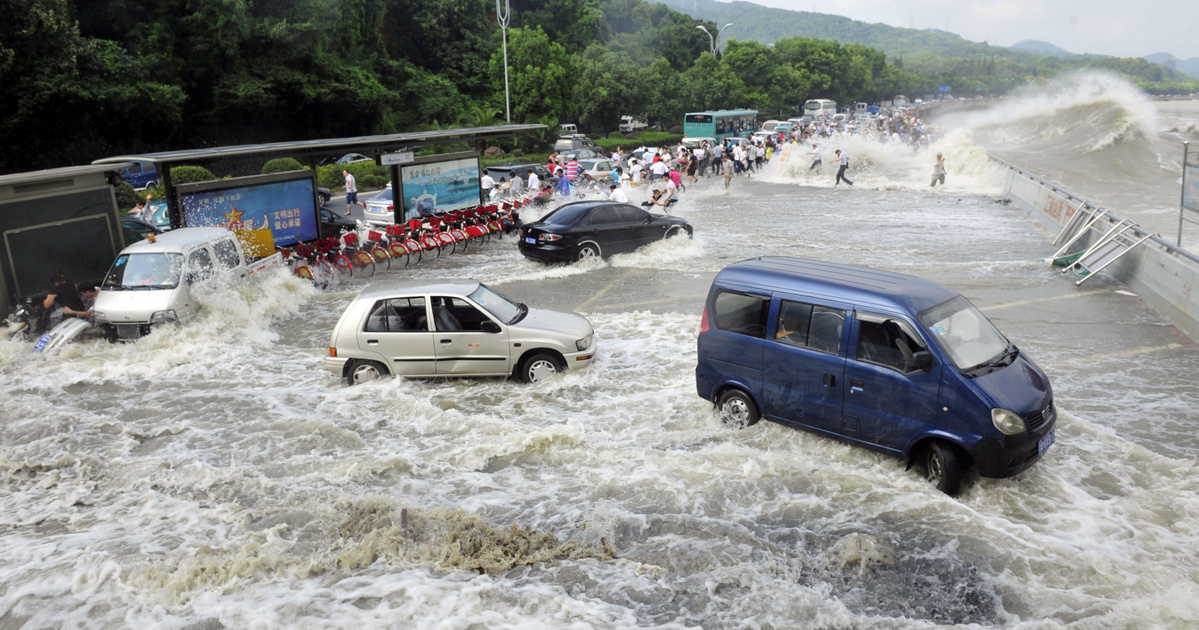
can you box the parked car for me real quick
[326,279,597,384]
[618,115,648,133]
[575,159,619,184]
[484,163,557,187]
[553,135,595,153]
[319,206,357,236]
[317,187,332,204]
[118,161,159,191]
[560,147,598,162]
[518,200,692,262]
[695,256,1057,496]
[363,184,397,226]
[336,153,372,165]
[119,216,162,245]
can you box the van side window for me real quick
[856,313,926,373]
[213,239,240,270]
[775,300,845,354]
[713,291,769,338]
[187,248,214,280]
[365,297,427,332]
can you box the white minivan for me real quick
[93,227,280,340]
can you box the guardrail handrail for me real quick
[989,153,1199,267]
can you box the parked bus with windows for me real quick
[683,110,759,141]
[803,99,837,120]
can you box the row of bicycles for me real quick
[276,197,530,283]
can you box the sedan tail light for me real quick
[539,233,563,242]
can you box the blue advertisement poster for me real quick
[399,154,481,221]
[180,178,318,247]
[1184,164,1199,212]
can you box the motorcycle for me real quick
[5,294,93,352]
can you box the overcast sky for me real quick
[741,0,1199,61]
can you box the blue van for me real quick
[118,161,159,191]
[695,257,1056,495]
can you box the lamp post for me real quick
[695,23,733,56]
[497,0,511,124]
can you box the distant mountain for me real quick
[1011,40,1073,56]
[1144,53,1199,77]
[655,0,1014,59]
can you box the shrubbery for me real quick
[592,132,682,151]
[170,165,216,185]
[316,162,389,190]
[114,181,140,209]
[261,158,305,174]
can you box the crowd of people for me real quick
[487,108,947,213]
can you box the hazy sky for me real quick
[741,0,1199,60]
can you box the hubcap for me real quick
[352,364,380,384]
[722,398,749,425]
[578,246,598,260]
[527,359,557,383]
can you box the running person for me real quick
[930,153,946,187]
[809,144,822,171]
[834,150,853,186]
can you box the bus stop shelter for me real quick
[91,124,546,227]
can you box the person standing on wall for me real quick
[834,150,853,186]
[930,153,946,187]
[343,170,359,216]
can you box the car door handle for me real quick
[440,339,453,344]
[822,374,836,388]
[850,380,864,394]
[366,339,378,345]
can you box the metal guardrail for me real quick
[988,154,1199,267]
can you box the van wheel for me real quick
[925,442,963,496]
[717,389,759,428]
[347,360,388,385]
[147,182,158,191]
[517,352,562,384]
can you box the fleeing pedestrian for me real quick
[809,144,822,171]
[835,150,853,186]
[930,153,946,187]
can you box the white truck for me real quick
[92,227,282,340]
[618,115,648,133]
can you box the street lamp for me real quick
[695,23,734,56]
[497,0,511,123]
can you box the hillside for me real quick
[655,0,1014,59]
[1144,53,1199,77]
[1011,40,1072,56]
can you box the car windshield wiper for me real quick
[510,303,528,324]
[969,343,1018,373]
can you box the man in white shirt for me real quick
[650,159,668,182]
[607,184,628,203]
[630,159,643,187]
[526,169,540,192]
[481,172,495,196]
[343,170,358,216]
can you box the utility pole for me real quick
[497,0,511,124]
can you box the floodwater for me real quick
[2,73,1199,628]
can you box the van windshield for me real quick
[920,295,1013,374]
[103,253,183,290]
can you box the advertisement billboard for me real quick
[175,171,319,247]
[398,151,481,221]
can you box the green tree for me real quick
[489,26,577,123]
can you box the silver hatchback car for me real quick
[327,279,596,384]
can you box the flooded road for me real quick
[4,157,1199,628]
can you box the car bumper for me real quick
[326,356,350,378]
[518,241,574,262]
[969,415,1057,479]
[563,345,597,372]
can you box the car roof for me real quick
[353,278,483,302]
[122,227,232,253]
[714,256,959,315]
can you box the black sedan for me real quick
[518,201,692,262]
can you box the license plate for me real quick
[33,332,52,353]
[525,237,537,244]
[1038,429,1056,456]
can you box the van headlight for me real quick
[991,408,1026,435]
[576,334,592,351]
[93,311,108,324]
[150,310,178,324]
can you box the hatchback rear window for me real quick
[713,290,769,338]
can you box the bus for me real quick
[683,109,759,140]
[803,99,837,120]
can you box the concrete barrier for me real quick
[994,155,1199,342]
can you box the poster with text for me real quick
[180,179,318,247]
[399,155,481,221]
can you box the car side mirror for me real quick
[480,320,501,333]
[911,350,934,372]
